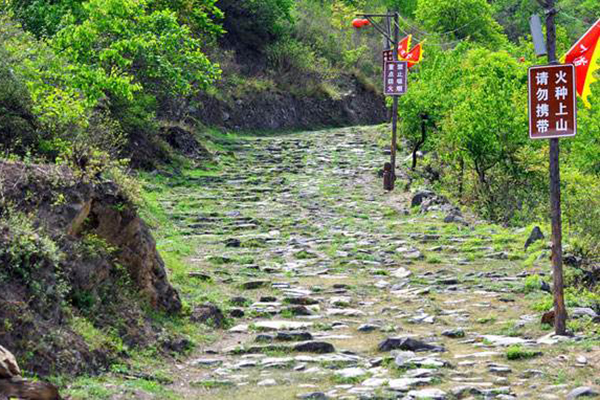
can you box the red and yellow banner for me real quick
[562,19,600,108]
[405,41,424,69]
[398,35,412,60]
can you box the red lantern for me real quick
[352,19,364,28]
[352,18,371,29]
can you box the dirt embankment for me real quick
[162,73,388,132]
[0,161,181,377]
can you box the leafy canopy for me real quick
[415,0,507,46]
[51,0,221,104]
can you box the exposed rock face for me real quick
[525,226,544,250]
[0,378,61,400]
[0,162,181,313]
[0,346,61,400]
[0,346,20,379]
[189,75,387,132]
[90,193,181,313]
[0,161,181,376]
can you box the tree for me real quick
[415,0,506,46]
[218,0,294,52]
[52,0,221,104]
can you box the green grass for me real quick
[523,274,542,293]
[476,316,497,324]
[70,316,125,353]
[506,345,541,360]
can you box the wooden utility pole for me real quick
[540,0,567,335]
[358,12,405,191]
[389,12,400,190]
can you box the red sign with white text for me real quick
[528,64,577,139]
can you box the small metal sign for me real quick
[528,64,577,139]
[530,14,547,57]
[383,61,407,96]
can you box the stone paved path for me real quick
[157,127,599,400]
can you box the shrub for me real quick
[506,345,540,360]
[1,16,89,150]
[0,211,69,311]
[415,0,506,46]
[562,168,600,257]
[218,0,294,52]
[52,0,221,103]
[266,38,334,83]
[0,47,38,153]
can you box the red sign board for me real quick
[384,61,407,96]
[528,64,577,139]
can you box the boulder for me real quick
[190,303,226,328]
[411,190,435,207]
[525,226,545,250]
[378,337,445,352]
[541,310,555,325]
[0,346,20,379]
[566,387,599,399]
[0,378,61,400]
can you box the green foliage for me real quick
[399,44,547,223]
[218,0,295,51]
[266,38,333,84]
[52,0,221,103]
[562,168,600,257]
[491,0,600,43]
[415,0,506,46]
[7,0,85,37]
[384,0,418,18]
[0,211,69,309]
[1,16,89,144]
[506,345,540,360]
[151,0,223,37]
[0,46,38,152]
[523,275,542,294]
[70,316,126,352]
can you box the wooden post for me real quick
[389,12,400,190]
[385,11,392,123]
[541,0,567,335]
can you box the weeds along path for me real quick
[155,126,598,400]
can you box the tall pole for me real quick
[390,12,400,189]
[541,0,567,335]
[385,10,393,123]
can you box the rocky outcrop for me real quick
[163,73,387,132]
[0,347,20,379]
[0,346,61,400]
[0,161,181,313]
[89,191,181,313]
[0,161,181,376]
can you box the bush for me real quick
[0,211,68,311]
[415,0,506,46]
[52,0,221,103]
[218,0,294,52]
[266,38,333,83]
[1,16,89,150]
[0,47,38,153]
[506,345,540,360]
[562,168,600,257]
